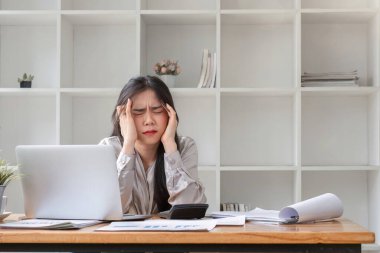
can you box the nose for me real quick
[143,110,155,126]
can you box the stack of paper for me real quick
[212,193,343,224]
[301,70,359,87]
[97,219,217,231]
[0,219,102,229]
[213,215,246,226]
[212,208,283,223]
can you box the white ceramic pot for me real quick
[0,185,5,213]
[159,75,176,88]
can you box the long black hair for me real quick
[111,75,179,212]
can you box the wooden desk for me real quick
[0,215,374,253]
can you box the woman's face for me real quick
[130,89,169,146]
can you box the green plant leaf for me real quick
[0,159,20,186]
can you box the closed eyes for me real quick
[132,106,164,115]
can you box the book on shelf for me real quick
[203,52,212,88]
[205,52,213,87]
[214,193,343,224]
[302,70,358,77]
[301,80,359,87]
[210,52,217,88]
[220,202,250,212]
[197,49,209,88]
[0,219,102,230]
[197,49,216,88]
[301,70,359,87]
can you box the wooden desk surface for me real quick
[0,215,374,245]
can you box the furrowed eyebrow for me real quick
[132,105,162,112]
[132,108,146,112]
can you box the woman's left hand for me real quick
[161,103,178,154]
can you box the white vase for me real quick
[159,75,176,88]
[0,185,5,213]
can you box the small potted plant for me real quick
[154,59,181,88]
[18,73,34,88]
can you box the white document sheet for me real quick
[96,219,217,231]
[279,193,343,223]
[0,219,102,229]
[213,215,246,226]
[212,193,343,224]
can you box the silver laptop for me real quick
[15,145,124,220]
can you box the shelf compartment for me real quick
[221,11,295,25]
[0,95,57,163]
[198,170,217,212]
[221,171,295,211]
[173,95,216,166]
[301,0,378,9]
[0,0,58,10]
[302,166,380,171]
[141,13,216,88]
[301,95,373,165]
[302,170,370,228]
[0,88,57,96]
[141,12,216,25]
[221,0,294,10]
[60,11,136,24]
[301,10,377,23]
[61,0,135,10]
[221,12,295,88]
[60,13,137,88]
[0,14,57,88]
[221,87,296,96]
[0,12,57,25]
[60,94,117,144]
[301,11,378,87]
[221,166,297,171]
[60,88,120,96]
[301,87,378,96]
[221,94,294,166]
[140,0,216,11]
[170,88,217,97]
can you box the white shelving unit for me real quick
[0,0,379,251]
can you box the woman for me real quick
[99,75,206,214]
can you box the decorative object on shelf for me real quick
[197,49,216,89]
[18,73,34,88]
[154,59,181,88]
[0,158,19,214]
[159,74,176,88]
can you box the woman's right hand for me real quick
[117,98,137,155]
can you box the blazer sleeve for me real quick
[99,137,136,213]
[164,138,207,205]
